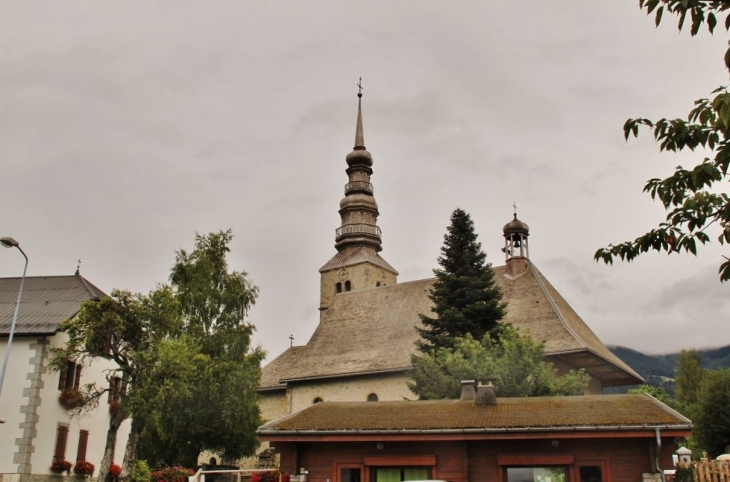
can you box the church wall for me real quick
[259,389,290,423]
[289,372,414,414]
[319,264,397,311]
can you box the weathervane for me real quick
[513,202,517,216]
[75,259,82,276]
[357,77,363,98]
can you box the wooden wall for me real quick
[271,435,680,482]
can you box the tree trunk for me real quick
[96,406,126,482]
[120,417,142,481]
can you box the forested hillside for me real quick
[607,345,730,395]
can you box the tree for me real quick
[51,285,183,482]
[628,385,675,407]
[675,349,705,417]
[693,369,730,457]
[408,326,590,399]
[417,208,506,353]
[594,0,730,281]
[136,230,264,467]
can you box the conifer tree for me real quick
[417,208,506,353]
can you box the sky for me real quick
[1,0,728,360]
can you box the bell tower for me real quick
[319,85,398,312]
[502,208,530,278]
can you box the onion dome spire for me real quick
[336,80,381,251]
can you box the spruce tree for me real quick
[417,208,506,353]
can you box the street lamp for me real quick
[0,237,29,423]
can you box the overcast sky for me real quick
[1,0,728,360]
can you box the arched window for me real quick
[376,281,381,287]
[345,280,352,291]
[313,397,323,404]
[367,393,378,402]
[336,282,342,293]
[209,457,218,466]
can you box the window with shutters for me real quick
[76,430,89,464]
[58,361,82,391]
[53,425,69,462]
[108,377,123,404]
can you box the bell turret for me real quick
[502,210,530,278]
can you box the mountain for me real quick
[606,345,730,395]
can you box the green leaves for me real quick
[408,327,590,399]
[599,86,730,281]
[639,0,730,35]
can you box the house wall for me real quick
[272,435,680,482]
[1,334,131,480]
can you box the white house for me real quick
[0,274,131,482]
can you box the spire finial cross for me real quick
[357,77,363,98]
[75,259,81,276]
[289,334,294,347]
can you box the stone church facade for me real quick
[258,92,643,424]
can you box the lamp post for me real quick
[0,237,29,423]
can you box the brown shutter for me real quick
[76,430,89,464]
[108,378,114,404]
[54,425,69,461]
[74,364,82,389]
[58,366,67,390]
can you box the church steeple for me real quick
[336,85,381,252]
[318,83,398,312]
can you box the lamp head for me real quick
[0,237,19,249]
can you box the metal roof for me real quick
[0,275,106,335]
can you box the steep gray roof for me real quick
[319,246,398,274]
[261,262,643,389]
[0,275,106,336]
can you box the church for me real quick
[258,92,643,423]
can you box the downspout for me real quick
[655,428,662,474]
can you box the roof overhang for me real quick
[546,350,645,386]
[258,425,692,443]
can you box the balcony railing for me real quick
[344,181,374,195]
[335,223,382,240]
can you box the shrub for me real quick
[130,460,152,482]
[252,471,290,482]
[151,466,194,482]
[51,459,72,473]
[74,461,95,477]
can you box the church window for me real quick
[367,393,378,402]
[376,282,381,287]
[336,283,343,293]
[345,280,352,291]
[313,397,323,404]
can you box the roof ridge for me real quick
[528,261,587,350]
[75,274,106,299]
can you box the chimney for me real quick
[475,380,496,405]
[460,380,476,401]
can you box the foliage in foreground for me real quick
[409,326,590,399]
[594,0,730,281]
[694,368,730,457]
[417,208,506,353]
